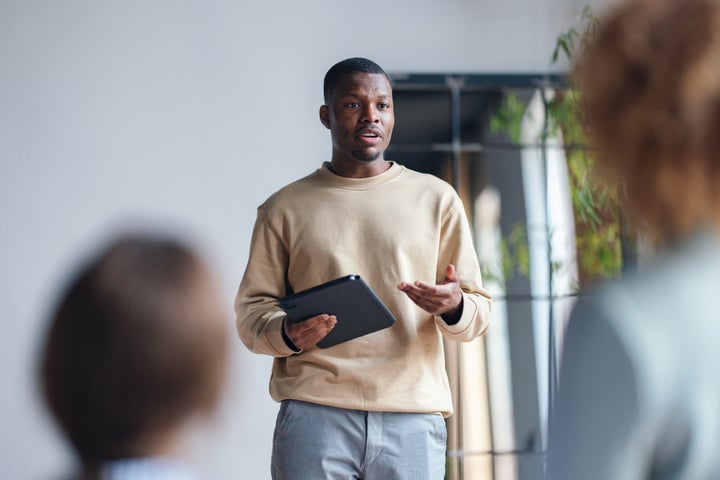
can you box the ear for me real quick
[319,105,330,129]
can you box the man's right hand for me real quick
[285,314,337,351]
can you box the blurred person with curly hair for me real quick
[547,0,720,478]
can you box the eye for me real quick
[379,102,391,109]
[346,102,360,108]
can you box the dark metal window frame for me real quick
[387,72,573,480]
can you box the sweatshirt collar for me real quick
[318,161,403,190]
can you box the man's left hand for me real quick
[398,264,463,316]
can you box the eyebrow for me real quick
[341,93,392,100]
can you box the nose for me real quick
[361,104,379,123]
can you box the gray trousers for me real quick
[271,400,447,480]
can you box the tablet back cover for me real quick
[279,275,396,348]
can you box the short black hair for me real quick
[323,57,389,104]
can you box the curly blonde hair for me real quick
[575,0,720,243]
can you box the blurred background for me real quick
[0,0,614,478]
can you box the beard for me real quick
[351,149,382,162]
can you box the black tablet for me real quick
[279,275,397,349]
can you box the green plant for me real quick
[488,6,624,287]
[481,221,530,288]
[551,5,600,66]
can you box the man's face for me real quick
[320,73,395,163]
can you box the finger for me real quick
[306,315,337,334]
[402,290,443,312]
[408,281,439,294]
[297,314,334,330]
[403,287,455,310]
[297,328,330,349]
[399,280,436,293]
[294,322,336,350]
[288,315,336,347]
[444,264,458,283]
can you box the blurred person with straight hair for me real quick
[40,233,229,480]
[547,0,720,478]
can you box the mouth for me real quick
[357,129,382,145]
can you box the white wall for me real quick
[0,0,609,478]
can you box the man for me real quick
[235,57,491,479]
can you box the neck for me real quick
[327,158,391,178]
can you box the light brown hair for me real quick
[575,0,720,243]
[40,234,228,468]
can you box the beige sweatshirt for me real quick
[235,162,491,417]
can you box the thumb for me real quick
[444,264,459,283]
